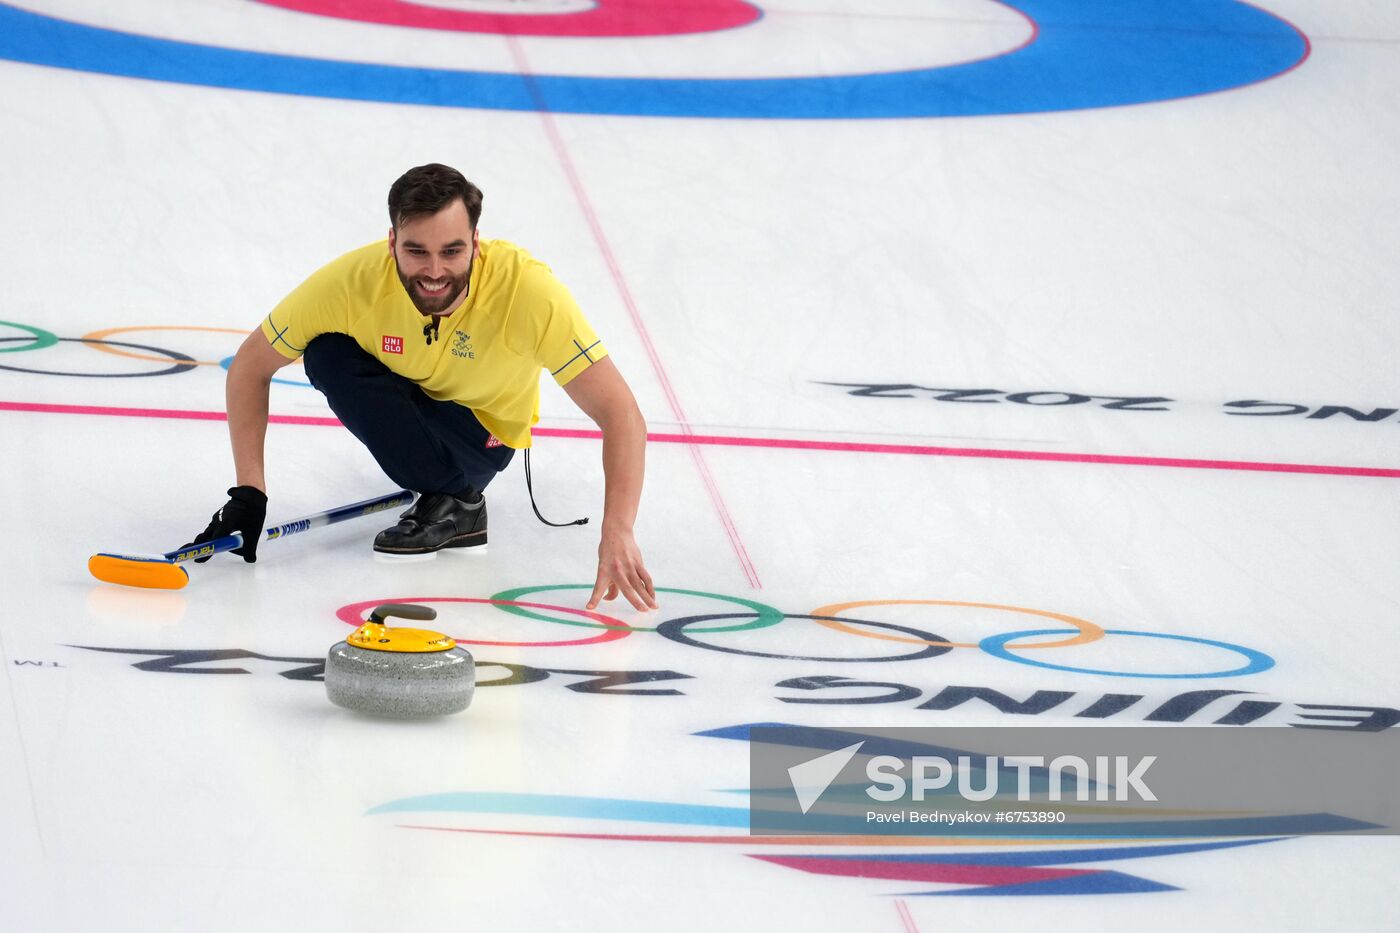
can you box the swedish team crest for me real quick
[452,330,475,359]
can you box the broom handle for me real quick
[165,490,414,564]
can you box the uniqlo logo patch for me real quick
[382,335,403,355]
[485,435,503,449]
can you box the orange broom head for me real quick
[88,553,191,590]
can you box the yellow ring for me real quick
[808,599,1104,650]
[80,325,301,372]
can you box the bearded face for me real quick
[388,199,477,317]
[394,255,471,316]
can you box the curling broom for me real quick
[88,489,414,590]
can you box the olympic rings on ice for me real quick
[809,599,1102,649]
[0,320,58,354]
[0,335,197,377]
[978,628,1275,678]
[338,588,1274,679]
[81,325,254,367]
[490,584,784,633]
[657,613,953,663]
[0,321,312,385]
[336,596,633,647]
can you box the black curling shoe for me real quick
[373,493,487,554]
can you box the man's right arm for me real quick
[226,329,297,493]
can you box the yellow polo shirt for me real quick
[261,238,606,448]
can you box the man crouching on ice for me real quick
[186,163,658,612]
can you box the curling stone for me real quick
[325,603,474,718]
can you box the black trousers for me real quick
[302,333,515,496]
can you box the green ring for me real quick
[488,584,786,633]
[0,320,59,353]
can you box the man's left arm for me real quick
[561,356,658,612]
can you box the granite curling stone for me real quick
[325,603,474,718]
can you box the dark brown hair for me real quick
[387,163,483,229]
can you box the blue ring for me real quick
[978,628,1274,678]
[219,355,312,388]
[0,1,1308,119]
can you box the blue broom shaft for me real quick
[162,490,413,563]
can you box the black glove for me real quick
[185,486,268,563]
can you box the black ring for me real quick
[656,613,954,663]
[0,336,197,377]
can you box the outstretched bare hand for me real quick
[588,528,658,612]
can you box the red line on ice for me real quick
[505,34,763,589]
[5,399,1399,479]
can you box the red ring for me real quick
[250,0,760,38]
[335,597,632,647]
